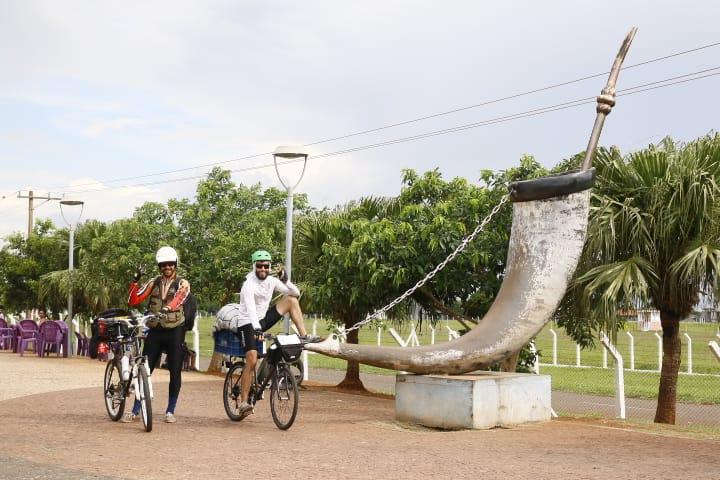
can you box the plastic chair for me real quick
[0,318,14,350]
[55,321,69,357]
[39,321,64,357]
[74,330,89,356]
[17,319,39,356]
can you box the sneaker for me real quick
[120,413,137,423]
[300,334,323,343]
[238,402,254,420]
[164,412,177,423]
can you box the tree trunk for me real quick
[499,350,520,372]
[206,351,225,374]
[654,310,681,424]
[336,318,367,391]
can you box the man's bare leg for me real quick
[240,350,257,408]
[275,296,307,336]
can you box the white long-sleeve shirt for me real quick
[233,270,300,330]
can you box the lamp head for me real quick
[59,196,85,226]
[273,145,308,159]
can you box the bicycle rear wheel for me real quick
[223,362,245,421]
[103,360,125,421]
[137,364,153,432]
[270,363,299,430]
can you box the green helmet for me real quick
[251,250,272,263]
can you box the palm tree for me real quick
[565,134,720,424]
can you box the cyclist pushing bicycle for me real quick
[226,249,321,420]
[127,246,191,424]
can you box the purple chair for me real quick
[0,318,14,350]
[74,330,89,357]
[39,321,64,357]
[17,319,39,356]
[56,321,70,357]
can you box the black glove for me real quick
[277,267,288,283]
[254,328,263,340]
[132,265,145,283]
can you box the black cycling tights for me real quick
[143,326,184,399]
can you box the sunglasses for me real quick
[158,262,176,268]
[255,263,271,270]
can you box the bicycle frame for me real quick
[110,325,153,401]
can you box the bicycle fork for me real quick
[130,360,154,400]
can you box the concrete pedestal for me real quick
[395,372,551,429]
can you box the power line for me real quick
[63,67,720,196]
[60,159,300,195]
[0,190,20,200]
[304,41,720,146]
[311,67,720,159]
[37,40,720,193]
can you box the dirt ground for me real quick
[1,352,719,480]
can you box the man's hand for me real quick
[132,265,145,283]
[254,328,263,340]
[276,266,288,283]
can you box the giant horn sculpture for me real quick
[306,28,638,374]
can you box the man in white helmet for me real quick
[126,246,190,424]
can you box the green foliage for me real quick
[0,220,68,313]
[173,167,308,308]
[296,159,548,331]
[557,135,720,345]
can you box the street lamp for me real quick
[60,197,84,356]
[273,145,309,334]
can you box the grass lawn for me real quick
[189,315,720,403]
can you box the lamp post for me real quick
[60,197,84,356]
[273,145,309,334]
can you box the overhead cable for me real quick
[41,40,720,192]
[63,67,720,196]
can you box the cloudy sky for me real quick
[1,1,718,238]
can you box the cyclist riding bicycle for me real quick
[232,249,319,419]
[126,246,190,424]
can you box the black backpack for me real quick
[183,292,197,331]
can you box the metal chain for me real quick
[341,195,510,336]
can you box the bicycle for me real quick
[101,313,156,432]
[223,332,304,430]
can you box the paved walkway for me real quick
[198,356,720,428]
[2,352,720,480]
[0,351,210,402]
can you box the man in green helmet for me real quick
[228,249,319,418]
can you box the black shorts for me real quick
[260,305,282,331]
[237,305,282,352]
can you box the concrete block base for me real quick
[395,372,551,429]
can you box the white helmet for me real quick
[156,246,178,264]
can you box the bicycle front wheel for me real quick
[289,358,304,386]
[103,360,125,421]
[270,363,299,430]
[137,364,153,432]
[223,362,245,421]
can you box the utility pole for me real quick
[17,190,62,237]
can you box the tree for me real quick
[558,134,720,424]
[172,167,309,309]
[37,216,170,317]
[0,220,68,314]
[296,160,547,388]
